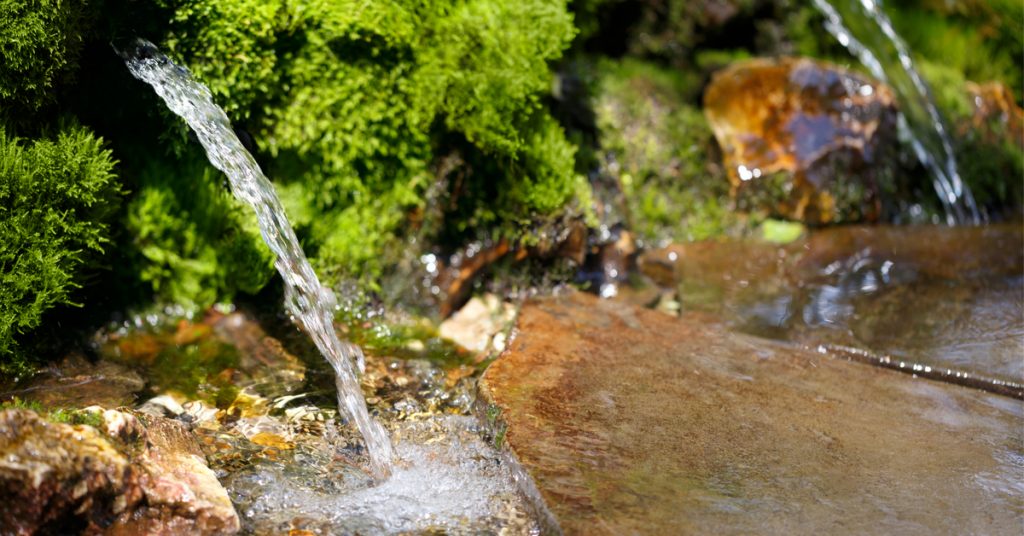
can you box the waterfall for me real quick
[811,0,983,225]
[121,39,394,476]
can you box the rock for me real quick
[0,409,139,535]
[704,57,898,224]
[439,294,516,358]
[431,220,588,318]
[578,226,639,299]
[114,414,240,535]
[965,81,1024,147]
[479,292,1022,534]
[209,310,307,397]
[15,353,145,409]
[98,309,306,405]
[0,408,239,534]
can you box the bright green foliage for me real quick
[918,61,1024,212]
[0,0,92,115]
[0,124,120,376]
[888,1,1022,102]
[125,154,275,310]
[594,59,743,243]
[0,397,105,427]
[136,0,583,292]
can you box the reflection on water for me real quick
[641,224,1024,385]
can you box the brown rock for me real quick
[704,57,898,223]
[965,81,1024,147]
[112,414,240,535]
[15,353,145,409]
[0,409,139,535]
[480,292,1022,534]
[0,409,239,535]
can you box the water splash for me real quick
[811,0,983,225]
[120,39,393,475]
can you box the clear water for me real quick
[224,416,538,535]
[811,0,982,225]
[122,40,394,474]
[645,225,1024,386]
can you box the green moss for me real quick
[887,1,1022,101]
[140,0,585,295]
[125,153,275,310]
[593,58,744,243]
[916,60,1023,212]
[0,397,105,427]
[0,0,94,116]
[759,219,805,244]
[0,123,120,378]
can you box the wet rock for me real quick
[0,408,239,534]
[430,220,588,318]
[98,309,305,406]
[0,409,138,535]
[578,226,639,299]
[965,81,1024,147]
[480,292,1022,534]
[439,294,516,358]
[704,57,898,224]
[208,310,307,396]
[13,353,144,409]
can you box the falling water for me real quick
[811,0,983,225]
[121,39,394,475]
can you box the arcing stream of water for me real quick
[121,40,394,475]
[811,0,983,225]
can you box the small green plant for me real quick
[124,153,275,310]
[0,123,120,378]
[0,0,93,116]
[0,397,105,427]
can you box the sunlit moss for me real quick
[124,153,275,310]
[593,58,745,243]
[0,0,93,117]
[0,123,120,377]
[0,397,106,428]
[140,0,586,297]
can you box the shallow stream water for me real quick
[640,224,1024,386]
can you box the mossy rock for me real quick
[703,57,901,224]
[592,58,743,243]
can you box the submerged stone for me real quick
[14,353,144,409]
[97,309,306,406]
[480,292,1022,534]
[704,57,898,224]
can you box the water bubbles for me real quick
[225,416,538,534]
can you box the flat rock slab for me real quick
[479,292,1023,535]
